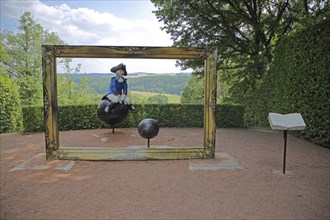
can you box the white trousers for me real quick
[106,94,132,105]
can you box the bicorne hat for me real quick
[110,63,127,76]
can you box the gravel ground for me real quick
[1,128,329,220]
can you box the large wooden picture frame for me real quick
[42,46,217,160]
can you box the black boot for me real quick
[104,103,116,113]
[128,104,136,111]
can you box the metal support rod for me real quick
[112,125,115,134]
[283,130,288,174]
[147,138,150,148]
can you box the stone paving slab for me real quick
[8,153,75,173]
[189,152,244,171]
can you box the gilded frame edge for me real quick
[42,45,217,160]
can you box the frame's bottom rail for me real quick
[46,147,210,160]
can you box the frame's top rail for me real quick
[42,45,215,59]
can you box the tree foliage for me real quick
[148,94,168,104]
[128,75,188,95]
[1,12,66,106]
[57,62,100,105]
[180,72,231,104]
[0,39,22,133]
[180,74,204,104]
[152,0,329,100]
[57,74,100,105]
[243,17,330,147]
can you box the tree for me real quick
[148,94,168,104]
[152,0,329,101]
[57,63,100,105]
[0,39,22,133]
[1,12,66,106]
[180,75,204,104]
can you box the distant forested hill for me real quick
[69,73,191,95]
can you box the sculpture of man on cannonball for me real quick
[102,63,136,113]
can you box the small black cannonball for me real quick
[138,118,159,139]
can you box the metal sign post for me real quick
[268,112,306,174]
[283,130,288,174]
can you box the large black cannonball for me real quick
[138,118,159,139]
[97,99,128,126]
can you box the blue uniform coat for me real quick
[102,75,128,99]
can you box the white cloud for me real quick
[25,1,172,46]
[1,0,191,73]
[63,58,185,74]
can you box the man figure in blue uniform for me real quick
[102,63,135,112]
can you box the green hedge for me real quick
[58,105,100,131]
[0,73,22,133]
[217,104,244,128]
[21,104,244,132]
[22,106,44,133]
[244,18,330,147]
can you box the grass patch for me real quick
[130,90,181,103]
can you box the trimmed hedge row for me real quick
[0,73,22,133]
[244,18,330,147]
[21,104,244,133]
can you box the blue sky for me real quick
[1,0,192,74]
[41,0,157,20]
